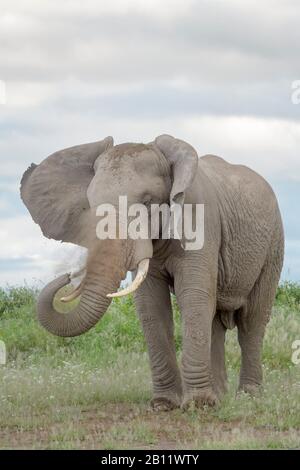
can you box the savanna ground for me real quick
[0,283,300,450]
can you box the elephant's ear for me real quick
[154,134,198,206]
[20,137,113,244]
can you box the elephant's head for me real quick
[20,134,198,337]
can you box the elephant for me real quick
[20,134,284,411]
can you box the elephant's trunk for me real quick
[37,240,126,337]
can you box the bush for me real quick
[0,286,37,317]
[275,281,300,309]
[0,282,299,367]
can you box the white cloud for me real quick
[3,111,300,180]
[183,116,300,181]
[1,0,195,20]
[283,239,300,281]
[1,0,299,85]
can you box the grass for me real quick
[0,283,300,449]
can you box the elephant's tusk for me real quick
[107,259,149,298]
[60,281,83,303]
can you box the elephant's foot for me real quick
[237,382,262,397]
[150,392,181,412]
[182,388,218,411]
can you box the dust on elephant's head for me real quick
[20,134,199,337]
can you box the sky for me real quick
[0,0,300,287]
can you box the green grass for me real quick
[0,283,299,449]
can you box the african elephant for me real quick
[20,135,284,410]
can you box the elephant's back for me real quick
[199,154,280,216]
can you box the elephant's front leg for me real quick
[134,272,182,411]
[174,260,218,409]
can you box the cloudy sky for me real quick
[0,0,300,286]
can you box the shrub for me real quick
[0,286,37,317]
[275,281,300,309]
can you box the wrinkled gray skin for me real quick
[20,135,284,411]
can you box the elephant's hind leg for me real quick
[236,242,283,395]
[211,313,228,399]
[134,271,182,411]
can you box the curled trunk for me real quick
[37,240,125,337]
[37,273,119,337]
